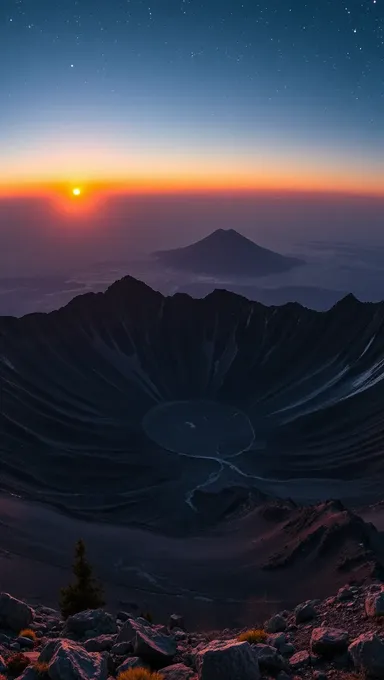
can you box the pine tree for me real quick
[59,539,105,618]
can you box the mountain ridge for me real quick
[1,274,384,535]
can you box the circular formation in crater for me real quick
[142,399,255,459]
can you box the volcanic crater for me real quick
[1,276,384,533]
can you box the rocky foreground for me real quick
[2,583,384,680]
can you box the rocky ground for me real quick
[2,583,384,680]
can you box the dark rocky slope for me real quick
[3,581,384,680]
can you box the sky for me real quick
[1,0,384,197]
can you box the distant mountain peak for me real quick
[154,229,304,278]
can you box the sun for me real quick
[72,187,81,196]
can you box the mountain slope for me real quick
[154,228,304,277]
[1,277,384,533]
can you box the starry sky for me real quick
[1,0,384,196]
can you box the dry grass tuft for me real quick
[117,669,163,680]
[238,628,268,644]
[19,629,37,642]
[32,662,50,677]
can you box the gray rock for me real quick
[310,627,349,659]
[295,601,317,624]
[289,650,311,670]
[265,614,287,633]
[169,615,185,631]
[159,663,194,680]
[0,633,11,646]
[252,644,287,672]
[18,668,41,680]
[17,636,35,649]
[64,611,117,639]
[266,633,286,651]
[337,586,354,601]
[115,619,136,644]
[365,591,384,618]
[116,613,132,623]
[35,606,61,618]
[48,639,108,680]
[349,632,384,678]
[116,657,149,673]
[0,593,33,632]
[134,621,177,667]
[39,639,71,663]
[280,643,295,657]
[196,640,260,680]
[110,642,133,656]
[173,630,187,642]
[83,636,116,653]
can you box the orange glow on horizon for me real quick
[0,168,383,202]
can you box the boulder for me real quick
[280,643,295,657]
[252,644,287,672]
[365,591,384,618]
[289,650,310,670]
[337,586,354,601]
[116,657,149,673]
[310,627,349,659]
[267,633,286,651]
[0,633,11,647]
[110,642,133,656]
[18,669,41,680]
[17,637,35,649]
[115,619,136,644]
[64,611,117,639]
[116,612,132,623]
[295,601,317,624]
[196,640,260,680]
[83,636,116,653]
[134,621,177,667]
[39,640,64,663]
[349,632,384,678]
[159,663,194,680]
[48,639,107,680]
[169,615,185,631]
[265,614,287,634]
[0,593,33,632]
[36,606,61,618]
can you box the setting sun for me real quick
[72,187,81,196]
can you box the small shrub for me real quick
[117,670,162,680]
[19,628,37,642]
[32,662,50,678]
[238,628,268,644]
[59,539,105,619]
[6,653,31,676]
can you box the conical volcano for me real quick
[154,229,304,277]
